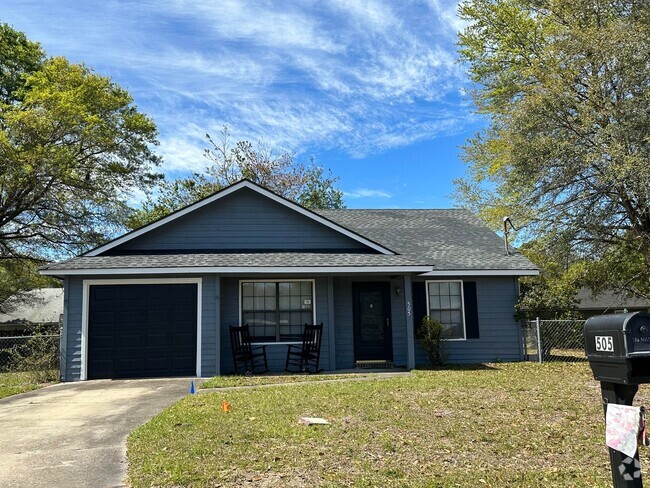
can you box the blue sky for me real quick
[4,0,481,209]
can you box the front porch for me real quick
[217,275,417,375]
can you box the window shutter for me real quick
[463,281,480,339]
[412,282,427,331]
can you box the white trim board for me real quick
[42,265,433,276]
[420,269,539,277]
[80,278,203,381]
[84,180,395,257]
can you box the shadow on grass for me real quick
[542,354,587,363]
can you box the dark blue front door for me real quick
[353,282,392,361]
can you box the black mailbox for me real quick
[585,312,650,384]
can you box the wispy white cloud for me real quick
[426,0,469,35]
[170,0,347,54]
[326,0,401,34]
[4,0,472,174]
[345,188,393,199]
[157,135,207,173]
[121,186,150,207]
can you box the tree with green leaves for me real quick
[0,23,161,262]
[127,127,345,229]
[0,23,161,305]
[0,259,58,314]
[455,0,650,300]
[514,232,585,319]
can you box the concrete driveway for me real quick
[0,378,194,488]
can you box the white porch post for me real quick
[403,274,416,370]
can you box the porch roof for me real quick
[40,252,432,275]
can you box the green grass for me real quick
[201,371,397,389]
[0,370,57,399]
[128,363,650,487]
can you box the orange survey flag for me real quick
[222,400,231,413]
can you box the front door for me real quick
[353,282,392,361]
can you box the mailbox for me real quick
[585,312,650,384]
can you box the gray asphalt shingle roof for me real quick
[40,182,537,274]
[0,288,63,324]
[317,209,536,271]
[42,252,425,271]
[575,288,650,310]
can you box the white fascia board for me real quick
[419,269,539,277]
[41,265,433,276]
[84,180,394,257]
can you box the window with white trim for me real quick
[241,280,314,342]
[426,280,465,340]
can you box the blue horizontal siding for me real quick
[414,276,522,365]
[200,275,218,377]
[113,188,367,252]
[64,277,83,381]
[60,273,523,381]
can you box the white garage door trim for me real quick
[81,278,203,381]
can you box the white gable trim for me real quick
[85,180,395,257]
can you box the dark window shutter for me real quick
[463,281,480,339]
[412,282,427,331]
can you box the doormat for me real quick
[355,360,394,369]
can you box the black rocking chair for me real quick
[285,323,324,373]
[230,325,268,374]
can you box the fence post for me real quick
[536,317,543,363]
[522,320,528,360]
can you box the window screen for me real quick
[242,281,314,341]
[427,281,465,339]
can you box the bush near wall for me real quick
[417,316,448,366]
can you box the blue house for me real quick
[40,180,538,381]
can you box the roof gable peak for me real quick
[84,179,395,257]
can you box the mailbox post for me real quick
[585,312,650,488]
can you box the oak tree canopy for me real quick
[455,0,650,300]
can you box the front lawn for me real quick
[200,371,400,389]
[128,363,650,487]
[0,370,57,399]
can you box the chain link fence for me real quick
[522,318,587,363]
[0,329,60,382]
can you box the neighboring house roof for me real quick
[317,209,536,273]
[40,180,538,277]
[575,288,650,312]
[0,288,64,324]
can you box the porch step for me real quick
[355,360,394,369]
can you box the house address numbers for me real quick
[595,335,614,353]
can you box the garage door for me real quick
[88,283,197,379]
